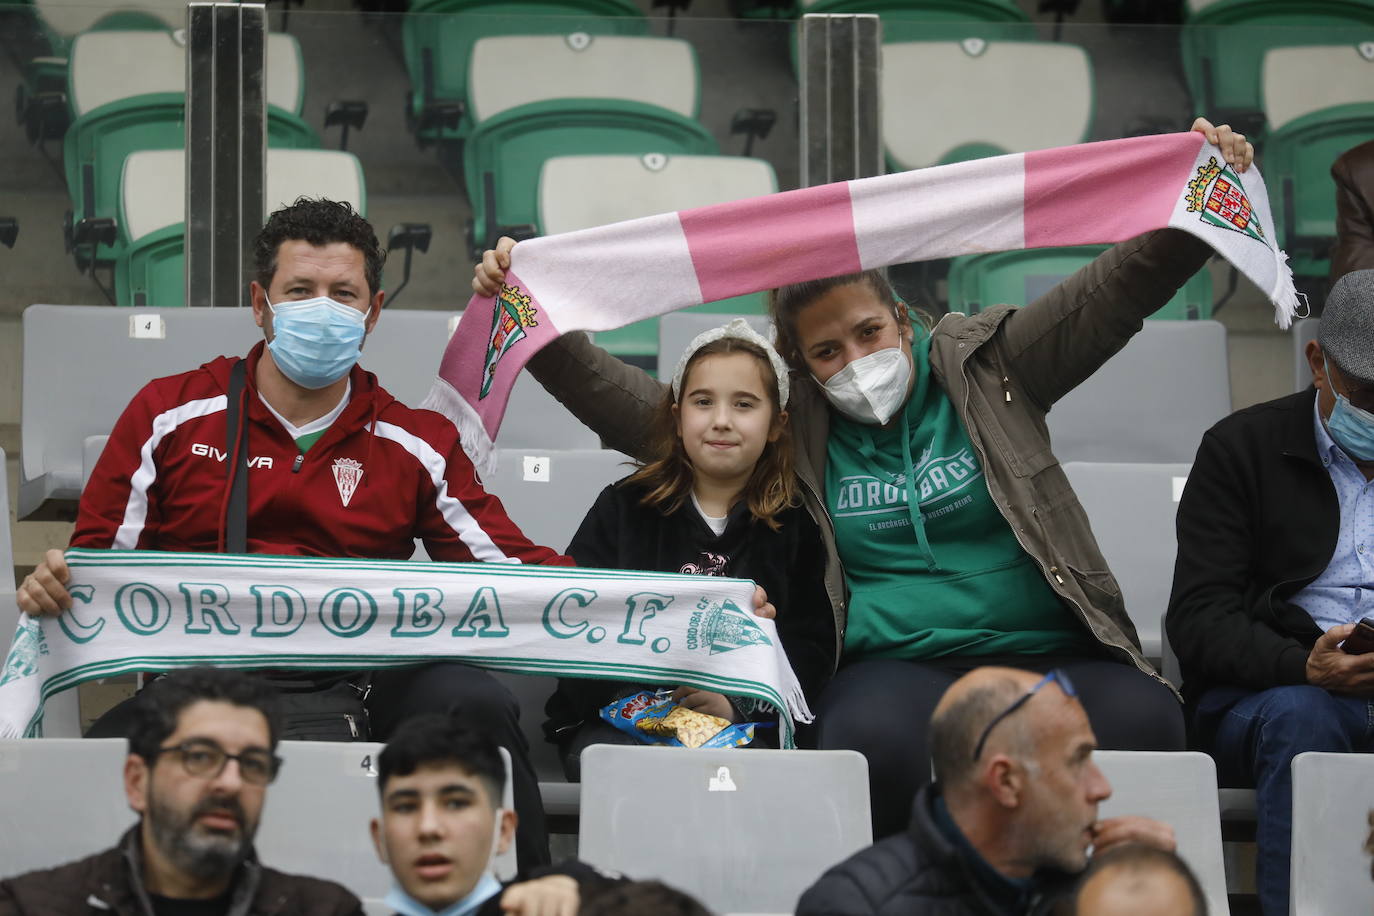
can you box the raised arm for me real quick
[1001,119,1251,410]
[474,238,667,460]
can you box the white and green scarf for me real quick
[0,550,811,745]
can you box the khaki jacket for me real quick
[527,229,1213,695]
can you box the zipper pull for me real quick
[1003,375,1012,403]
[1049,565,1065,585]
[344,713,359,738]
[291,454,303,474]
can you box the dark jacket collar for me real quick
[111,825,264,916]
[1280,389,1324,464]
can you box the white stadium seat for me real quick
[578,745,871,914]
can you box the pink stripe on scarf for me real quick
[439,269,563,436]
[679,182,863,303]
[1023,132,1203,247]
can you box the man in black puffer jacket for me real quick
[797,667,1176,915]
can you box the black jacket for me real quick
[0,828,362,916]
[1166,389,1334,710]
[795,785,1072,915]
[545,478,835,737]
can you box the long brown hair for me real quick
[768,269,928,372]
[623,336,797,530]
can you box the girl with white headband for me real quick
[543,319,834,778]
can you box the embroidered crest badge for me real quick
[480,284,539,399]
[332,458,364,507]
[0,618,46,688]
[695,599,773,655]
[1185,156,1266,243]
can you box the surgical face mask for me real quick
[266,295,368,390]
[1328,393,1374,462]
[814,346,912,425]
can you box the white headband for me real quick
[669,317,790,408]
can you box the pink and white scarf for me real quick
[422,132,1299,474]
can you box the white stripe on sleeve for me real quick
[371,420,519,564]
[114,395,228,549]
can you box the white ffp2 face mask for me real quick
[815,347,912,425]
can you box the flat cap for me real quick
[1319,269,1374,385]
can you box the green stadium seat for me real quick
[1259,43,1374,277]
[800,0,1033,42]
[32,0,186,54]
[61,31,315,266]
[537,153,779,368]
[114,148,367,307]
[400,0,647,145]
[881,39,1093,171]
[1180,0,1374,138]
[464,33,714,260]
[947,245,1215,320]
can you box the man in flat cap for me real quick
[1167,269,1374,916]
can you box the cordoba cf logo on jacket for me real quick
[332,458,364,507]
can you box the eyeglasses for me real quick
[151,740,281,785]
[971,669,1076,761]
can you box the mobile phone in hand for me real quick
[1341,618,1374,655]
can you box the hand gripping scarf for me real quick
[422,132,1300,475]
[0,550,809,744]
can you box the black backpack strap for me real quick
[224,360,249,554]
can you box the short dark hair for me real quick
[377,714,505,806]
[253,197,385,298]
[126,667,282,762]
[929,676,1029,792]
[580,880,714,916]
[1075,844,1207,915]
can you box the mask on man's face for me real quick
[266,295,369,389]
[1325,357,1374,462]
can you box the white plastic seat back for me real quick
[1290,751,1374,915]
[468,35,698,123]
[37,0,185,40]
[1062,463,1190,659]
[480,447,633,554]
[257,741,518,893]
[19,305,262,518]
[0,739,134,880]
[658,312,774,372]
[1263,44,1374,132]
[1048,321,1230,464]
[538,154,777,236]
[882,40,1092,170]
[69,30,304,117]
[578,745,871,914]
[122,149,364,243]
[1093,750,1230,916]
[1292,316,1319,393]
[358,311,601,451]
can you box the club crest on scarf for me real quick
[1186,156,1266,243]
[480,284,539,399]
[332,458,364,507]
[0,618,45,688]
[687,599,773,655]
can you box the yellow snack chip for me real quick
[660,705,730,749]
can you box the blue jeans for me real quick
[1197,685,1374,916]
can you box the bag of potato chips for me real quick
[599,689,760,749]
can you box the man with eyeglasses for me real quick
[796,667,1175,915]
[1167,268,1374,916]
[0,667,361,916]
